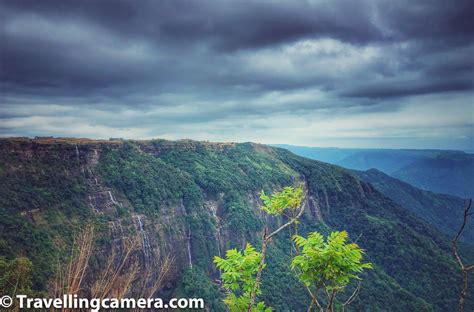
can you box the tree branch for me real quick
[305,285,323,312]
[266,204,306,241]
[341,281,361,312]
[452,199,472,312]
[247,228,268,312]
[326,289,337,312]
[248,203,305,311]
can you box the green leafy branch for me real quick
[291,231,372,312]
[214,244,272,312]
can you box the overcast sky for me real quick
[1,0,473,149]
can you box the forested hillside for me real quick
[0,138,471,311]
[354,168,473,243]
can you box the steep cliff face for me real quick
[0,138,470,311]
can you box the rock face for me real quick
[0,138,471,311]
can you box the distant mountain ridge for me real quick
[354,168,473,243]
[275,144,474,198]
[391,153,474,199]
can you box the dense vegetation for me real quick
[0,138,472,311]
[0,140,93,291]
[354,168,473,243]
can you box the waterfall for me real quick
[187,228,193,268]
[75,144,80,162]
[209,204,222,257]
[108,190,118,205]
[137,215,152,263]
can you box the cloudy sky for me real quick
[1,0,473,149]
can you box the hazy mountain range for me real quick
[275,145,474,199]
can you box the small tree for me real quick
[248,186,305,311]
[291,231,372,312]
[214,185,306,311]
[214,244,271,312]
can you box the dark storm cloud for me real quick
[1,0,473,96]
[380,0,474,42]
[1,0,384,47]
[0,0,473,148]
[343,79,472,99]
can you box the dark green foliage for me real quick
[178,267,226,311]
[0,256,34,296]
[0,211,55,292]
[0,142,90,218]
[97,143,200,215]
[316,192,460,311]
[0,140,93,291]
[186,212,219,267]
[354,268,434,311]
[355,168,473,243]
[222,191,262,237]
[261,247,310,311]
[156,142,295,196]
